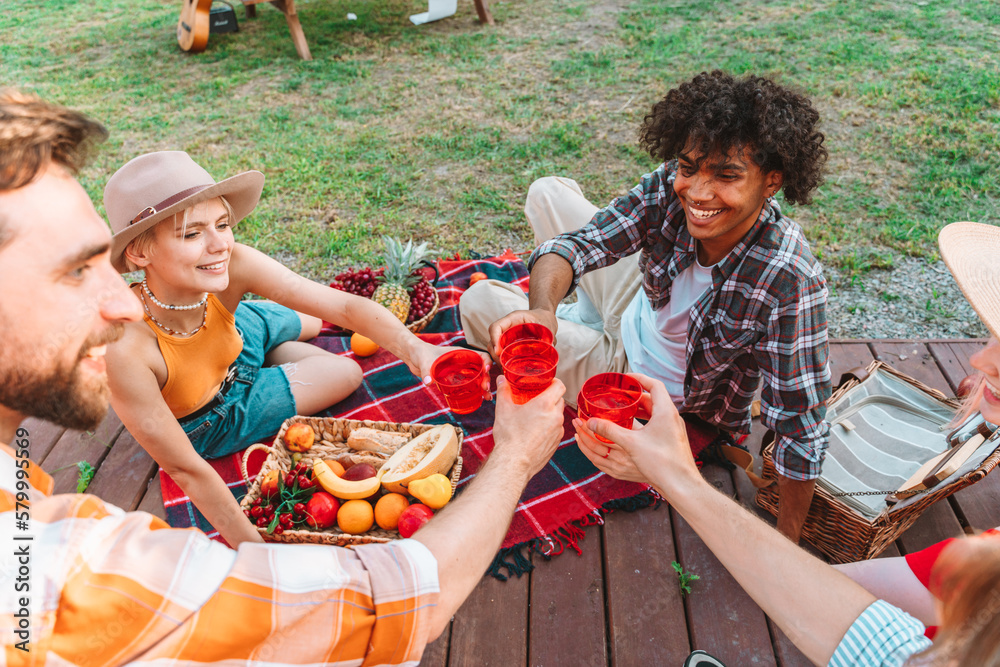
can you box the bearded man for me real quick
[0,90,565,665]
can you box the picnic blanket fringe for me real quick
[486,488,662,581]
[601,487,661,512]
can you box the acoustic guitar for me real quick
[177,0,213,53]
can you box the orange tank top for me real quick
[139,291,244,418]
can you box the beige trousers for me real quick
[460,176,643,404]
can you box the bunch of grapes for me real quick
[407,276,437,324]
[330,267,384,298]
[331,266,437,327]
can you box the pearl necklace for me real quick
[140,289,207,337]
[142,279,207,311]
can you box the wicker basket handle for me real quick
[720,444,774,489]
[837,366,871,389]
[241,443,275,485]
[418,259,440,287]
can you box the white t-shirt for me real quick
[621,258,715,405]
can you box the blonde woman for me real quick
[104,151,486,547]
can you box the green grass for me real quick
[2,0,997,280]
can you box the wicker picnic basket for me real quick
[755,361,1000,563]
[240,415,462,546]
[406,286,439,334]
[328,287,438,336]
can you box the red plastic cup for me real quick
[499,340,559,405]
[577,373,642,443]
[430,349,488,414]
[576,390,613,444]
[497,322,554,354]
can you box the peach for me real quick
[283,423,315,452]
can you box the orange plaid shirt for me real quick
[0,446,439,666]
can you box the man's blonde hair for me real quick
[121,195,237,273]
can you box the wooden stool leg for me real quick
[473,0,494,25]
[244,2,256,18]
[270,0,312,60]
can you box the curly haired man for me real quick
[461,71,832,543]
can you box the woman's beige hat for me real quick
[939,221,1000,339]
[104,151,264,272]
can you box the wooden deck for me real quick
[22,339,1000,665]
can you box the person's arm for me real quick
[486,253,573,355]
[574,375,882,665]
[106,332,263,547]
[834,558,940,626]
[755,270,832,480]
[225,243,487,381]
[488,165,675,353]
[413,376,566,638]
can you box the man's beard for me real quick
[0,324,123,431]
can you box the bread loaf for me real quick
[347,427,411,455]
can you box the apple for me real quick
[397,503,435,538]
[957,374,978,399]
[469,271,488,286]
[305,491,340,529]
[283,423,315,453]
[342,463,378,482]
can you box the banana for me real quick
[313,460,383,499]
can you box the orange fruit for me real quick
[323,459,346,477]
[374,493,411,530]
[337,499,375,534]
[470,271,488,286]
[351,333,380,357]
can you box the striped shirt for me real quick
[829,600,931,666]
[529,161,831,479]
[0,446,439,666]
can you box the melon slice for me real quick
[381,424,459,494]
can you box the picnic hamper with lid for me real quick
[240,415,462,546]
[755,360,1000,563]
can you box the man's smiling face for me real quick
[673,142,783,265]
[0,165,141,430]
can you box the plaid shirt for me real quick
[0,446,438,666]
[529,162,831,479]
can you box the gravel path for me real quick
[825,256,988,340]
[311,251,988,341]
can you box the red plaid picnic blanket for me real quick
[161,253,716,579]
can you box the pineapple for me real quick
[372,236,433,323]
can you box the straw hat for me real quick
[105,151,264,272]
[938,221,1000,339]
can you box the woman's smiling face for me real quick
[673,143,783,266]
[147,196,234,295]
[971,337,1000,424]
